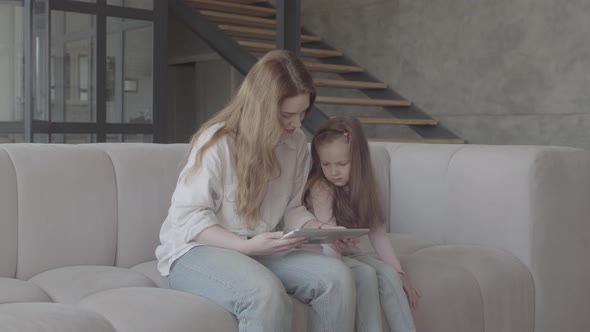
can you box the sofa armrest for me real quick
[387,144,590,332]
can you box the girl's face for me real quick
[279,94,309,135]
[317,139,351,187]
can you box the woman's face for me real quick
[279,94,310,135]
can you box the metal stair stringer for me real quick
[300,27,463,142]
[169,0,332,135]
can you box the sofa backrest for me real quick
[93,143,188,269]
[380,143,465,243]
[0,145,119,280]
[0,148,18,278]
[96,143,392,267]
[0,143,392,279]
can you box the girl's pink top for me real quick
[306,182,404,274]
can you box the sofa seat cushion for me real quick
[291,298,310,332]
[80,287,238,332]
[29,266,156,304]
[131,261,169,289]
[357,232,438,257]
[402,245,534,332]
[0,302,116,332]
[0,278,51,304]
[401,248,485,332]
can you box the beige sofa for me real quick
[0,142,588,332]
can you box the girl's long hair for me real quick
[187,50,315,228]
[304,117,384,229]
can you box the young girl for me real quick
[156,51,355,332]
[304,116,419,332]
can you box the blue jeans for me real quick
[343,253,416,332]
[168,246,356,332]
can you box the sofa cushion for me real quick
[115,265,311,332]
[0,148,18,278]
[2,145,118,280]
[386,144,464,240]
[93,144,187,269]
[292,299,310,332]
[29,266,155,304]
[0,278,51,304]
[401,250,484,332]
[357,233,438,257]
[80,287,238,332]
[402,244,534,332]
[368,146,391,231]
[0,302,116,332]
[408,245,534,332]
[131,261,169,289]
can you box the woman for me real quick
[155,50,355,332]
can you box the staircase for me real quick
[174,0,465,144]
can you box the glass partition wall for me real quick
[0,0,25,143]
[0,0,166,143]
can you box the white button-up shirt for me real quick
[156,123,315,276]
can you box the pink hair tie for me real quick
[343,130,350,141]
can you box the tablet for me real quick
[281,228,369,244]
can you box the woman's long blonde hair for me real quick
[303,117,384,229]
[187,50,315,228]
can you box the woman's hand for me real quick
[242,232,305,256]
[320,225,360,253]
[399,273,420,309]
[321,244,342,259]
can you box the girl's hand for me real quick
[399,273,420,309]
[320,225,360,253]
[330,237,360,252]
[243,232,305,256]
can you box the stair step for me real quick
[218,24,321,43]
[238,41,343,58]
[200,4,462,143]
[316,96,411,107]
[305,62,364,73]
[358,117,437,125]
[187,0,275,17]
[368,138,466,144]
[201,10,276,28]
[314,78,386,89]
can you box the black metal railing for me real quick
[170,0,329,134]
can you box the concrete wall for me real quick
[301,0,590,149]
